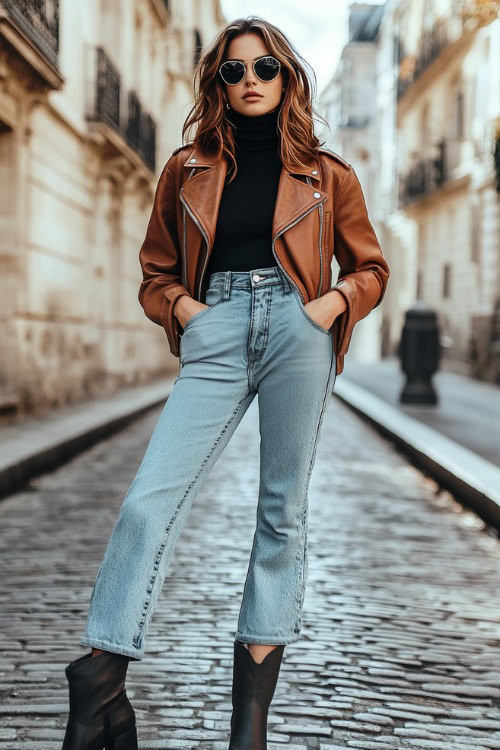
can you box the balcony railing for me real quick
[397,19,449,99]
[86,46,157,172]
[93,47,121,131]
[2,0,59,66]
[126,90,141,151]
[399,137,474,205]
[125,91,156,172]
[399,144,445,205]
[138,112,156,173]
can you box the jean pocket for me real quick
[181,286,223,334]
[291,287,331,335]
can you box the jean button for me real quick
[252,274,262,282]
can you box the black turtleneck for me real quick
[205,104,282,276]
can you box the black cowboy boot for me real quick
[61,651,138,750]
[228,640,285,750]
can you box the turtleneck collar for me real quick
[227,104,280,153]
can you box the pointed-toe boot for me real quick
[61,651,138,750]
[228,640,285,750]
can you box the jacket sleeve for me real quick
[138,159,192,339]
[330,166,390,356]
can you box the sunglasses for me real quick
[219,55,281,86]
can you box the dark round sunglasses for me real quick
[219,55,281,86]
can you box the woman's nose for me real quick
[245,65,257,85]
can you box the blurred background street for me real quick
[343,356,500,465]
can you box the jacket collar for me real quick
[180,144,326,251]
[182,144,321,181]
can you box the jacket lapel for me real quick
[180,144,326,251]
[180,149,228,251]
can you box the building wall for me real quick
[320,0,500,374]
[0,0,226,419]
[318,5,388,364]
[395,0,500,369]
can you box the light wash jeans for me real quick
[80,266,337,660]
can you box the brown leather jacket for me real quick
[138,141,390,376]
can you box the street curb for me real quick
[334,378,500,530]
[0,377,175,499]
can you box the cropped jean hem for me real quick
[79,638,143,661]
[234,631,300,646]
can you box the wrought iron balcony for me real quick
[397,19,449,100]
[86,47,156,173]
[1,0,59,66]
[125,90,156,172]
[138,112,156,173]
[399,141,446,205]
[399,137,473,206]
[125,90,141,151]
[86,46,121,131]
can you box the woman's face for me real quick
[222,33,284,117]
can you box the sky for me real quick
[219,0,384,98]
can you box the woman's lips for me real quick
[243,95,263,101]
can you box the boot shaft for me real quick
[65,652,131,722]
[231,642,285,708]
[229,641,285,749]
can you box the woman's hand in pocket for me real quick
[303,290,347,330]
[173,295,208,328]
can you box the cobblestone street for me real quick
[1,394,500,749]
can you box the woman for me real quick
[61,16,389,750]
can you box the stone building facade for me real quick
[395,0,500,377]
[320,0,500,379]
[0,0,226,420]
[318,3,392,364]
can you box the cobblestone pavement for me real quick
[1,394,500,749]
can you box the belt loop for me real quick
[223,271,231,300]
[281,268,291,294]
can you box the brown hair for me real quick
[182,16,329,183]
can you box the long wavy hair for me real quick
[182,16,329,183]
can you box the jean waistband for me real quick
[206,266,293,295]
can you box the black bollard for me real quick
[398,303,441,405]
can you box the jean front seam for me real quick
[132,390,251,651]
[295,336,336,629]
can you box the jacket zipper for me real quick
[318,201,324,297]
[180,182,210,301]
[180,167,196,290]
[305,176,324,298]
[271,198,327,303]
